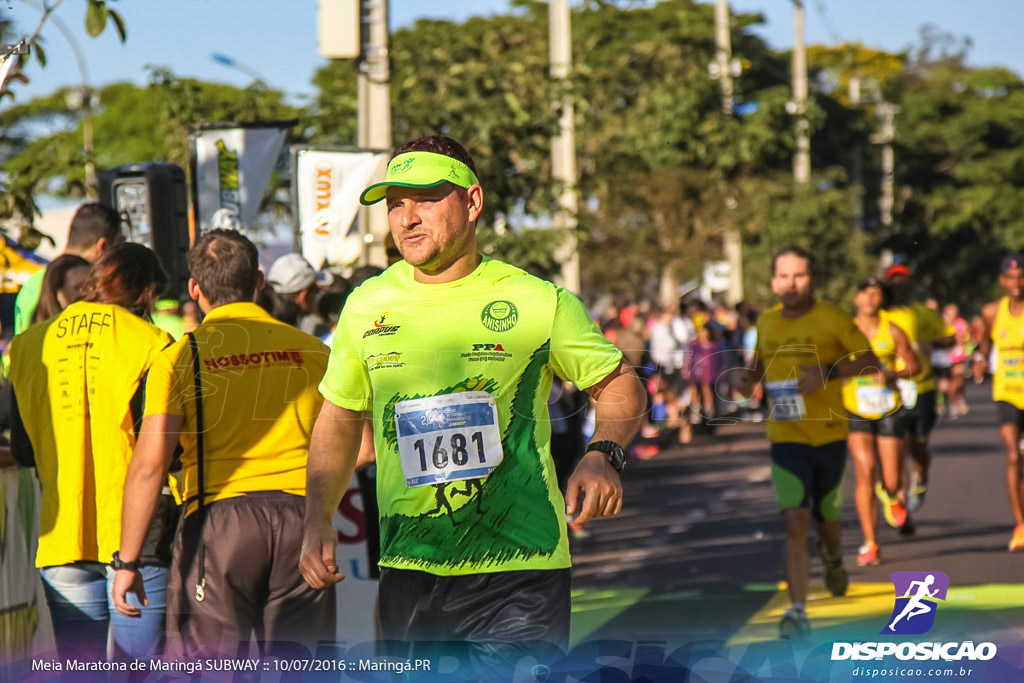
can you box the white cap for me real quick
[267,253,316,294]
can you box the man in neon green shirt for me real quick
[14,203,123,333]
[300,136,645,669]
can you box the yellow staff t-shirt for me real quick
[9,302,173,567]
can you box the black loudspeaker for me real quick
[98,162,190,299]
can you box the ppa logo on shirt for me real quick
[883,571,949,635]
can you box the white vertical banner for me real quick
[294,148,387,269]
[192,123,291,231]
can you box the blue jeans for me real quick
[40,562,168,661]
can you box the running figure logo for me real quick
[883,571,949,635]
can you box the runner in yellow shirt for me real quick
[884,264,956,521]
[977,253,1024,551]
[842,279,920,566]
[738,245,879,639]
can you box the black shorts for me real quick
[903,390,938,437]
[847,409,907,438]
[996,401,1024,431]
[769,441,846,522]
[379,567,570,675]
[933,366,952,380]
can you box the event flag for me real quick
[293,148,387,269]
[192,122,292,231]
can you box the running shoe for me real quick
[857,541,880,566]
[907,478,927,512]
[1009,524,1024,552]
[818,540,848,597]
[875,482,908,528]
[779,606,811,640]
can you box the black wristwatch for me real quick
[110,551,140,572]
[586,440,626,473]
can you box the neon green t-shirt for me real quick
[319,257,623,576]
[14,268,46,334]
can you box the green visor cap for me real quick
[359,151,480,205]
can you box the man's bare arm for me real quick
[112,413,181,617]
[300,402,367,589]
[566,362,646,526]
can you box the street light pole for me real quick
[792,0,810,185]
[357,0,392,267]
[549,0,581,294]
[714,0,734,116]
[715,0,743,305]
[210,52,267,84]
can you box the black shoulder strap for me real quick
[186,332,207,602]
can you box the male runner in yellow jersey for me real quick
[738,245,879,638]
[977,253,1024,551]
[884,264,956,519]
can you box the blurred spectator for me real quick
[151,299,185,340]
[314,275,351,343]
[15,203,123,334]
[614,315,648,374]
[181,300,200,334]
[686,325,726,419]
[30,254,90,325]
[350,265,385,288]
[267,253,320,332]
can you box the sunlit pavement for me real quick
[569,381,1024,649]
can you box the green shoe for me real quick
[818,540,848,597]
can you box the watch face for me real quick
[588,441,625,471]
[607,444,626,471]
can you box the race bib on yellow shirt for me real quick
[999,349,1024,396]
[896,379,918,409]
[856,385,897,417]
[394,392,504,488]
[766,380,807,422]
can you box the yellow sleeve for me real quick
[143,340,189,418]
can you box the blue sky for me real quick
[3,0,1021,103]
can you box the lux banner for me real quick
[191,122,292,232]
[292,147,387,269]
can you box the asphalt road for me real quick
[568,380,1024,649]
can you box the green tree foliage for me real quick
[0,72,298,247]
[310,0,868,305]
[0,0,126,230]
[883,31,1024,309]
[4,3,1020,313]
